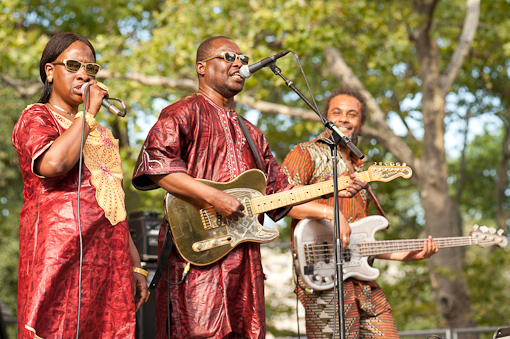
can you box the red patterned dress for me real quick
[132,93,293,339]
[12,104,135,338]
[281,132,399,339]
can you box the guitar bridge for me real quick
[193,236,233,252]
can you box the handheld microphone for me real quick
[81,83,125,117]
[239,50,291,79]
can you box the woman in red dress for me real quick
[12,32,147,338]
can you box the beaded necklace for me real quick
[47,102,76,116]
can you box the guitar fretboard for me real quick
[359,236,477,256]
[251,172,372,214]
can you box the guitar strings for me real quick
[303,236,494,261]
[200,190,254,229]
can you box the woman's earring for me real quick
[47,76,53,83]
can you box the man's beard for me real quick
[350,130,361,145]
[338,124,361,145]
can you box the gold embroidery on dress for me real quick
[51,112,126,225]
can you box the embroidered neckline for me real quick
[49,109,126,225]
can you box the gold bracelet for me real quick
[75,111,97,132]
[132,267,148,277]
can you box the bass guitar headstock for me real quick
[367,162,413,182]
[470,225,508,248]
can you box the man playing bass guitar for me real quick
[282,88,438,339]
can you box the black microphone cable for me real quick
[155,221,191,339]
[289,50,321,114]
[75,83,91,339]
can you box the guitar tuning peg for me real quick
[384,162,388,166]
[379,162,382,165]
[472,225,479,231]
[396,162,401,166]
[373,162,377,165]
[489,227,496,234]
[497,229,504,236]
[480,225,489,233]
[402,162,407,166]
[390,162,395,166]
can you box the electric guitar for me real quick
[293,215,508,291]
[164,164,413,266]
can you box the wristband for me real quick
[75,111,97,132]
[132,267,148,277]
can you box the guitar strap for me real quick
[367,185,389,227]
[148,219,173,290]
[237,113,265,173]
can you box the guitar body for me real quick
[293,215,508,291]
[293,215,389,291]
[164,169,279,266]
[163,164,415,266]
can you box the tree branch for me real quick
[99,70,197,91]
[1,70,321,123]
[0,74,42,98]
[440,0,480,96]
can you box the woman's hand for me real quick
[81,80,108,117]
[133,271,148,311]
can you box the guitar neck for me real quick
[360,236,474,256]
[251,172,372,214]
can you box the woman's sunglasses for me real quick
[200,51,250,65]
[51,59,102,76]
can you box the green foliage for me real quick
[378,259,442,330]
[0,86,36,329]
[1,0,510,334]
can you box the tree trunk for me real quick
[495,118,510,232]
[412,0,478,336]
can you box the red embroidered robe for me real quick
[132,93,293,339]
[12,104,135,338]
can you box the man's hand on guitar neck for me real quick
[150,172,245,221]
[376,235,439,262]
[340,171,368,198]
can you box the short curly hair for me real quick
[323,88,368,125]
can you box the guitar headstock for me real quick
[367,162,413,182]
[470,225,508,248]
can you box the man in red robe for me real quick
[132,36,362,339]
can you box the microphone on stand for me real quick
[239,50,291,79]
[81,83,126,117]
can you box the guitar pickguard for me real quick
[164,169,280,266]
[293,216,389,291]
[193,188,278,252]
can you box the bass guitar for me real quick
[293,215,508,291]
[164,164,413,266]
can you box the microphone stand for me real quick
[268,62,365,339]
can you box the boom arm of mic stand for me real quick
[268,62,365,160]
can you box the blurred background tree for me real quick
[1,0,509,337]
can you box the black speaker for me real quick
[135,262,157,339]
[129,211,162,262]
[129,211,161,339]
